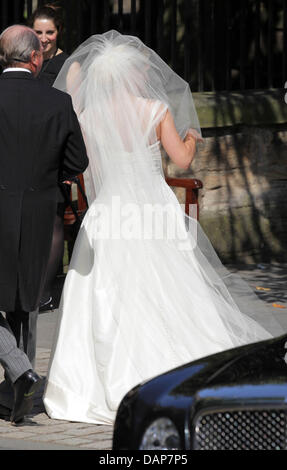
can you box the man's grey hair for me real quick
[0,25,41,68]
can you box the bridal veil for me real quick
[54,30,283,339]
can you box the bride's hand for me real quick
[185,128,204,144]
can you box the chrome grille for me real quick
[193,409,287,450]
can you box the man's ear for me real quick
[30,50,38,65]
[30,49,42,76]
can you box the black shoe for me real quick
[11,370,43,424]
[39,296,54,312]
[0,404,11,421]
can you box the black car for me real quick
[112,334,287,450]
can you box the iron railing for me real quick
[1,0,287,92]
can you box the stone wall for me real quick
[165,89,287,263]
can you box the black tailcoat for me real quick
[0,71,89,312]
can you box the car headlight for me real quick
[139,417,181,450]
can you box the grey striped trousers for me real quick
[0,312,31,383]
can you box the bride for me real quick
[43,31,283,425]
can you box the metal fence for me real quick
[1,0,287,92]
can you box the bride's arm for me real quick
[159,109,201,170]
[66,61,81,95]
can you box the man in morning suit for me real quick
[0,25,89,423]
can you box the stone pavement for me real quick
[0,348,114,450]
[0,263,286,450]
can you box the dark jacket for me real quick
[37,51,69,87]
[0,71,89,312]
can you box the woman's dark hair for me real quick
[28,3,64,34]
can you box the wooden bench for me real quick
[64,175,203,241]
[165,177,203,219]
[63,174,87,230]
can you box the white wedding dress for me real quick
[43,32,282,425]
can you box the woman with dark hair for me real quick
[29,4,70,310]
[29,3,68,86]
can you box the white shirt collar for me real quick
[3,67,31,73]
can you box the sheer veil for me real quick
[53,30,200,204]
[54,30,284,340]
